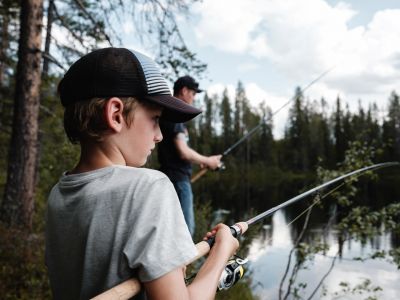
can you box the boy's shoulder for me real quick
[113,166,168,184]
[55,166,169,192]
[114,165,166,180]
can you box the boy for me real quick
[45,48,239,299]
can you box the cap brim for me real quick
[144,94,202,123]
[196,88,203,93]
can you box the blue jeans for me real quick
[173,180,195,236]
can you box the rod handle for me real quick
[190,168,208,183]
[191,162,225,183]
[205,222,248,248]
[91,240,211,300]
[91,222,248,300]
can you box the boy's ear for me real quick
[105,97,124,132]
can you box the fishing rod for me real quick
[93,161,399,300]
[191,66,336,183]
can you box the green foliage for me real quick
[329,279,382,300]
[316,141,378,207]
[389,248,400,268]
[193,200,213,243]
[278,140,399,300]
[339,203,400,250]
[0,224,51,299]
[296,242,330,263]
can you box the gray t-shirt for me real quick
[45,166,197,299]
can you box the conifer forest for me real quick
[0,1,399,299]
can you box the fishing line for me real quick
[287,163,390,228]
[191,66,336,183]
[223,66,336,157]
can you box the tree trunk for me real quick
[0,12,9,130]
[1,0,43,229]
[0,12,9,89]
[42,0,54,76]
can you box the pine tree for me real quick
[365,103,381,147]
[1,0,44,229]
[308,98,331,167]
[257,103,275,166]
[333,96,346,163]
[234,81,245,139]
[220,88,233,151]
[382,91,400,160]
[352,100,367,142]
[198,93,215,154]
[284,87,310,171]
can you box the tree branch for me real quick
[72,0,113,46]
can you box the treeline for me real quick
[188,82,400,173]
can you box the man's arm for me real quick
[143,224,238,300]
[174,133,221,170]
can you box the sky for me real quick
[120,0,400,138]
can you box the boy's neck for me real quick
[69,141,124,174]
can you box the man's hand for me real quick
[202,155,222,170]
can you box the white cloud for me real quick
[192,0,265,54]
[122,21,134,34]
[191,0,400,106]
[237,62,260,72]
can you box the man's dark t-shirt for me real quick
[158,120,192,182]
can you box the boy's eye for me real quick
[153,116,160,124]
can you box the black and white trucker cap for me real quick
[58,47,202,123]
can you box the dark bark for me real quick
[0,13,9,88]
[1,0,44,229]
[0,12,9,130]
[42,0,54,76]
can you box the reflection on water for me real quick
[198,173,400,299]
[247,209,400,300]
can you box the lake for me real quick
[195,170,400,300]
[247,209,400,299]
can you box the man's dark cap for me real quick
[58,47,202,123]
[173,75,203,94]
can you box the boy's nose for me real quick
[154,127,163,143]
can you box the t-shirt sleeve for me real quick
[173,123,185,135]
[123,176,198,282]
[160,121,184,138]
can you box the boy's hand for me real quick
[203,223,239,256]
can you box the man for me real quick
[158,76,222,236]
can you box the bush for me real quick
[0,224,50,299]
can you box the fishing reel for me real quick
[218,255,248,291]
[217,161,226,171]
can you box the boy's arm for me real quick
[143,224,238,300]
